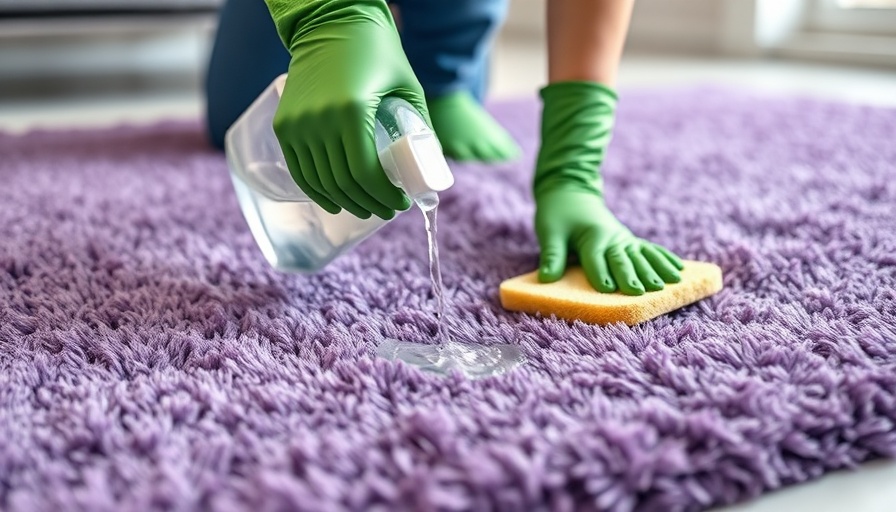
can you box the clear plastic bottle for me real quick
[224,74,453,273]
[225,75,524,379]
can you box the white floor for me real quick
[1,30,895,512]
[491,36,896,107]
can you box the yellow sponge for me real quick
[499,260,723,326]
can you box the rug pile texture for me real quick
[1,89,895,511]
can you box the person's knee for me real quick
[206,110,227,150]
[203,0,289,150]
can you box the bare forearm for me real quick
[547,0,634,87]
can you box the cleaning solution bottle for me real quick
[224,74,454,273]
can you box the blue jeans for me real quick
[204,0,508,149]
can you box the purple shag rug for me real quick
[2,88,896,512]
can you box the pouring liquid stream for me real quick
[421,203,447,344]
[377,193,524,378]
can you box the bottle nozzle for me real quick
[414,191,440,212]
[379,132,454,199]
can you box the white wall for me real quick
[504,0,759,56]
[503,0,896,67]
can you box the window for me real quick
[807,0,896,35]
[756,0,896,66]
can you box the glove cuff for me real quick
[265,0,395,52]
[534,80,618,197]
[539,80,618,104]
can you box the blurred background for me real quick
[1,0,895,133]
[1,1,895,511]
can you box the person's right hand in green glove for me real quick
[534,0,684,295]
[534,82,684,296]
[265,0,429,220]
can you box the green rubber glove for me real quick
[427,90,520,163]
[533,81,685,295]
[265,0,428,220]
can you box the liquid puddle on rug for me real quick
[377,194,525,379]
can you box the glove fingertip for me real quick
[596,278,617,294]
[664,269,682,283]
[322,204,342,215]
[538,263,563,283]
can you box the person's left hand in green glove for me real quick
[534,0,684,295]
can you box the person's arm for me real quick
[547,0,633,86]
[533,0,684,295]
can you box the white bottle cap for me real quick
[378,132,454,199]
